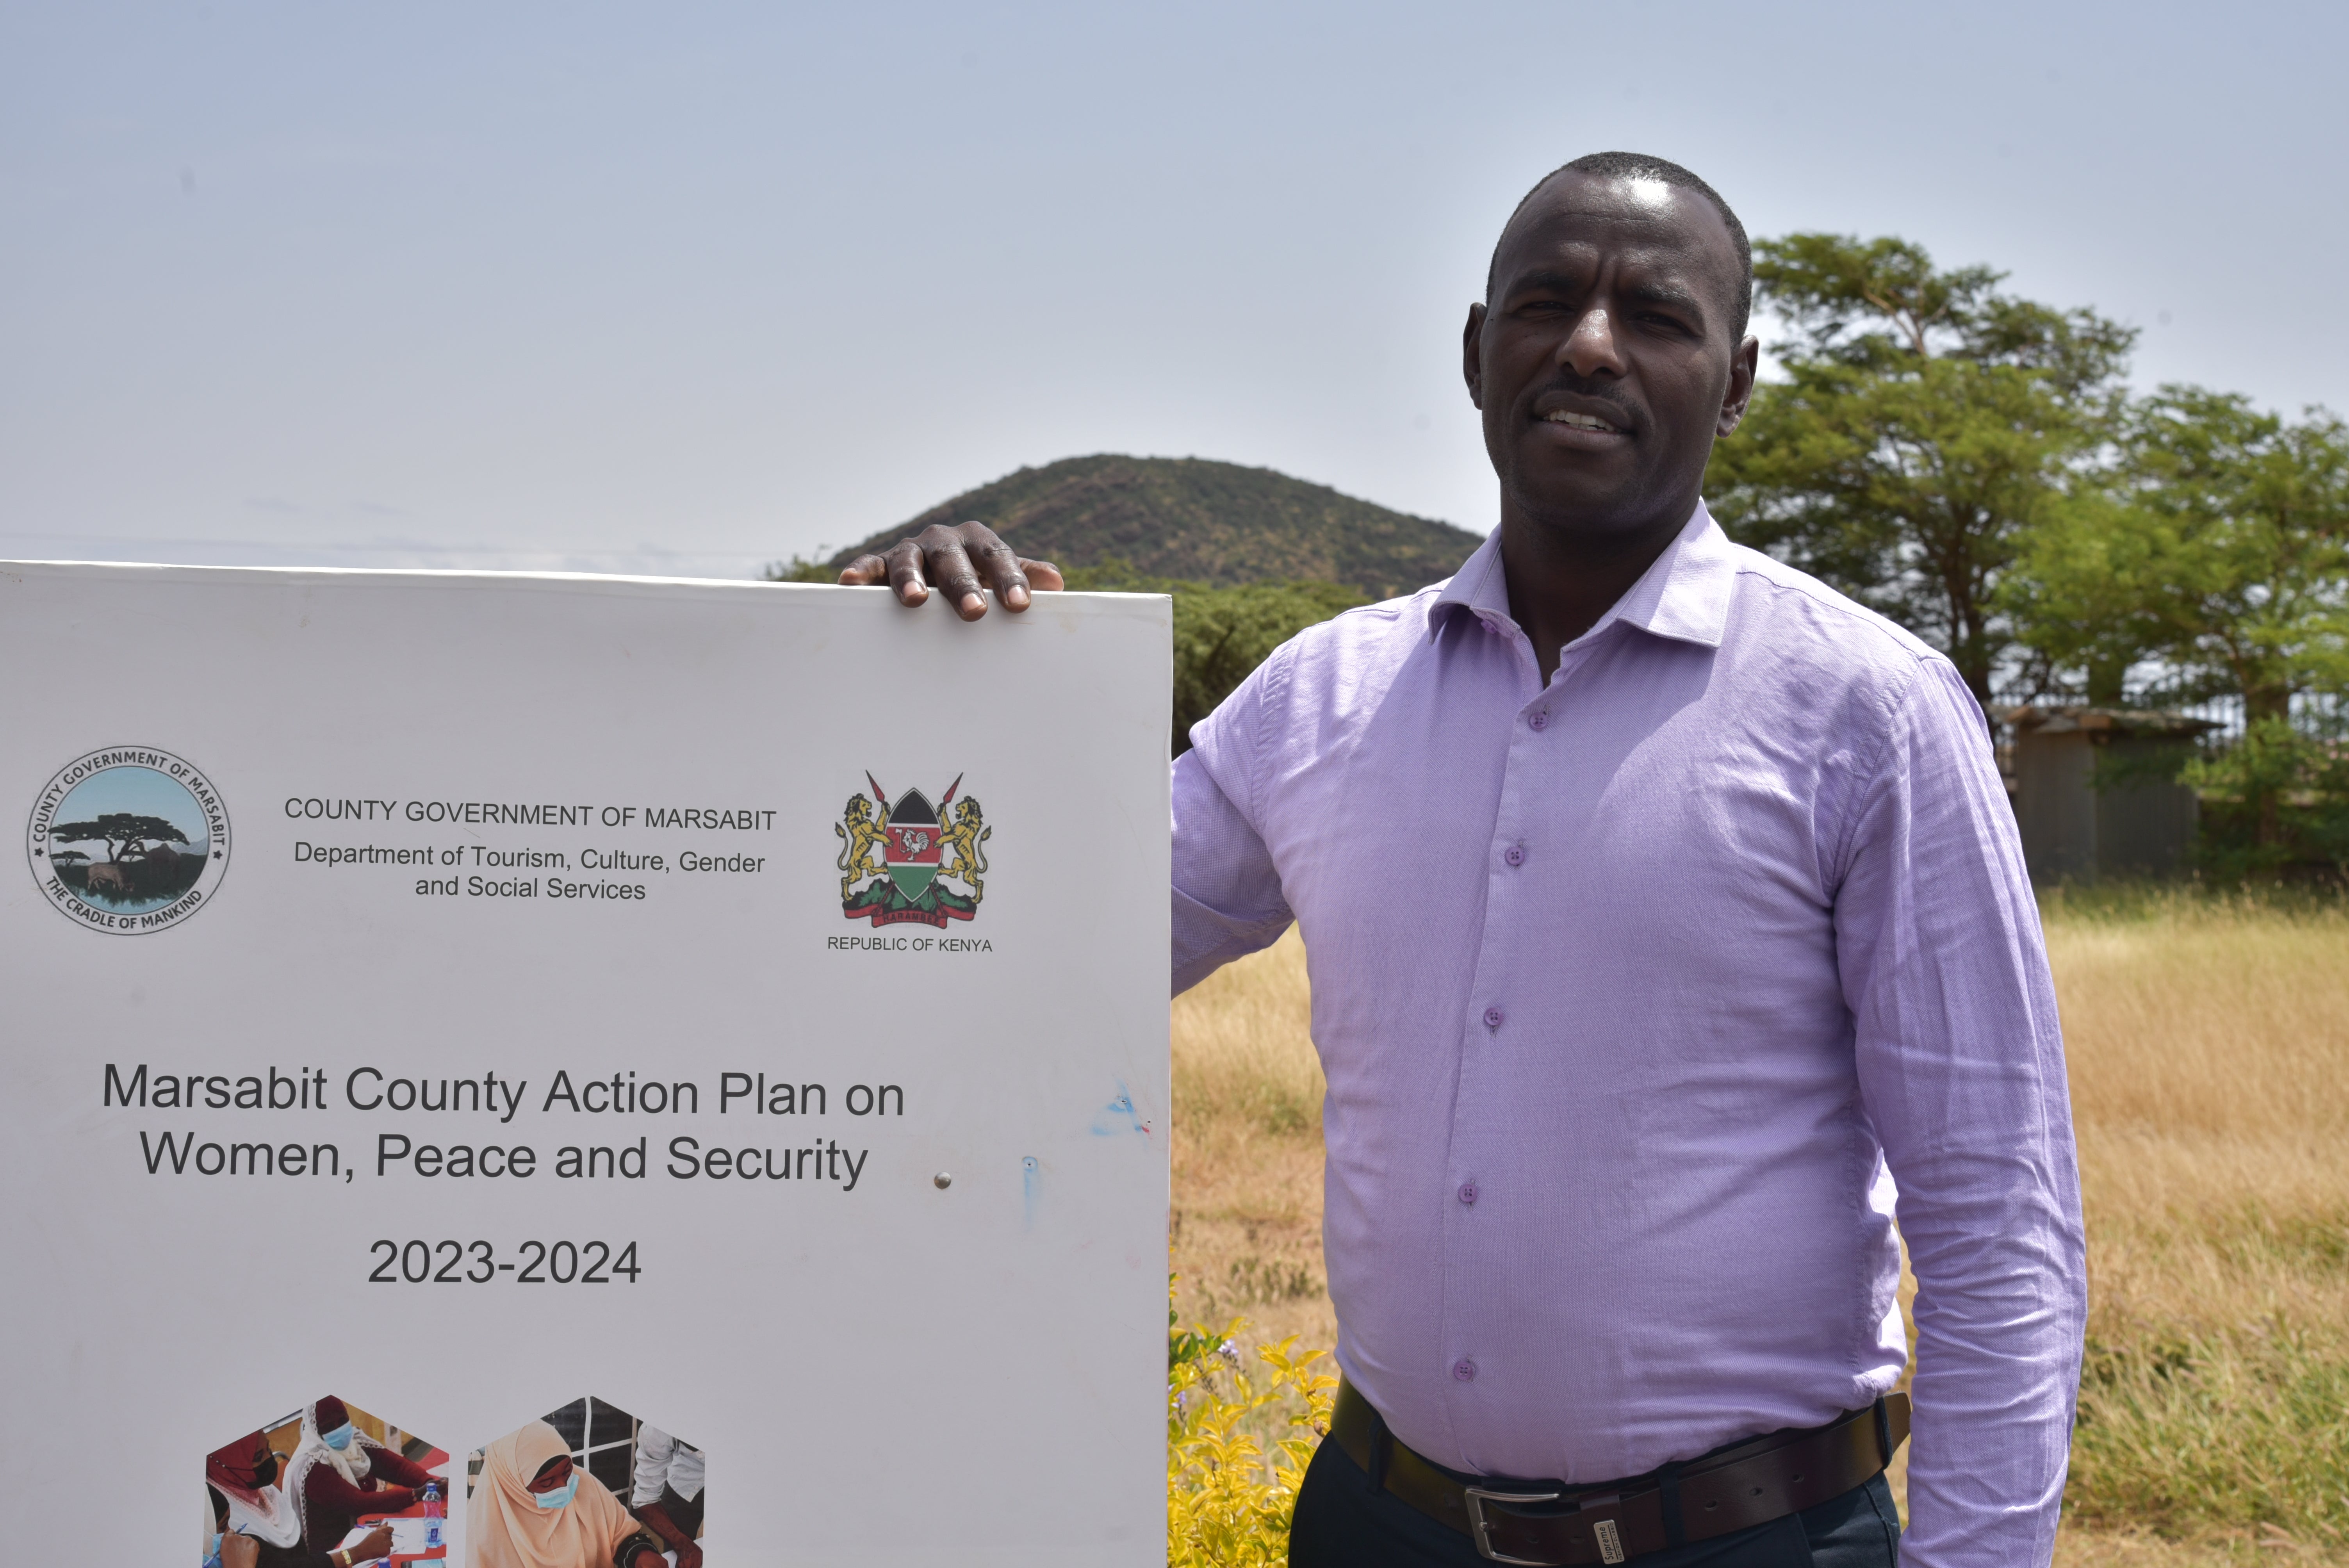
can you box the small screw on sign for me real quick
[933,1172,953,1189]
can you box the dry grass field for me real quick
[1169,894,2349,1565]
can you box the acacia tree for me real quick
[2008,388,2349,719]
[2005,389,2349,856]
[49,812,189,863]
[1704,234,2135,702]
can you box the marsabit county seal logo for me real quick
[836,772,988,928]
[25,747,231,934]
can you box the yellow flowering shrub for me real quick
[1168,1283,1338,1566]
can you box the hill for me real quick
[820,454,1482,601]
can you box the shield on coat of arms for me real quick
[883,788,942,900]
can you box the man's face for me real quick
[1465,172,1756,540]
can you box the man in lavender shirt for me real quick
[846,152,2085,1567]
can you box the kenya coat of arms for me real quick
[836,773,989,928]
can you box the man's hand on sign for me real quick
[836,520,1063,620]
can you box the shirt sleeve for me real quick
[301,1462,410,1519]
[1833,659,2086,1568]
[1172,657,1294,997]
[631,1427,674,1508]
[365,1449,431,1490]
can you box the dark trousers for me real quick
[1289,1433,1901,1568]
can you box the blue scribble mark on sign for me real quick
[1023,1155,1040,1229]
[1091,1082,1149,1137]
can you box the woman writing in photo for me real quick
[468,1422,665,1568]
[205,1433,391,1568]
[285,1397,437,1555]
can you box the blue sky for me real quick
[51,766,210,853]
[5,0,2343,578]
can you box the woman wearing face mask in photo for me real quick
[468,1422,666,1568]
[205,1433,393,1568]
[284,1397,438,1556]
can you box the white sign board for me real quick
[0,563,1172,1567]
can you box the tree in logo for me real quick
[50,811,196,901]
[835,773,989,928]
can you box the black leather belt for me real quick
[1331,1378,1909,1565]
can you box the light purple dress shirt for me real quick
[1171,506,2085,1566]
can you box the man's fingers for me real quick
[882,540,931,607]
[971,536,1035,611]
[838,521,1047,618]
[921,523,989,620]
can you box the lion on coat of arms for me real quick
[834,792,887,903]
[937,797,991,903]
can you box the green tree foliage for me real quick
[1705,234,2135,702]
[2176,719,2349,878]
[1066,566,1368,753]
[2007,389,2349,719]
[761,553,836,583]
[49,812,189,862]
[2006,390,2349,860]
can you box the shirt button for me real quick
[1529,711,1549,731]
[1453,1358,1477,1382]
[1483,1006,1503,1030]
[1458,1182,1478,1205]
[1503,844,1524,867]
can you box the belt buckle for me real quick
[1462,1484,1564,1566]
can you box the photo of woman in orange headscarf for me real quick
[467,1422,665,1568]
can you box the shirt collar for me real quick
[1430,501,1736,651]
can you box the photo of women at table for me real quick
[204,1398,449,1568]
[465,1399,702,1568]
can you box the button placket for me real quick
[1441,654,1540,1430]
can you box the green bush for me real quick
[2181,717,2349,880]
[1065,565,1368,753]
[760,552,837,583]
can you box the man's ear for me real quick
[1463,303,1488,411]
[1717,333,1760,437]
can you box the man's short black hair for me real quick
[1486,151,1753,342]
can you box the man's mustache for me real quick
[1530,376,1639,424]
